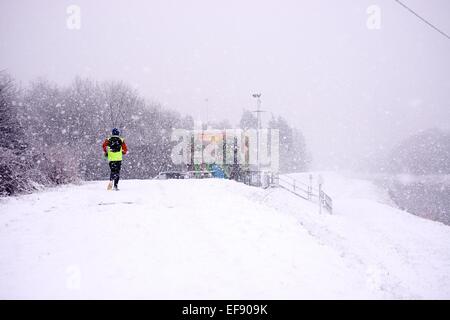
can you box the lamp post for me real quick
[202,98,209,169]
[252,93,264,184]
[252,94,261,172]
[204,98,209,125]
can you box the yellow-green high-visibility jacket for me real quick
[103,135,128,162]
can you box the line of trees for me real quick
[239,109,310,173]
[0,72,193,196]
[358,128,450,175]
[387,128,450,175]
[1,72,311,196]
[385,129,450,225]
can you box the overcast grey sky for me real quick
[1,0,449,169]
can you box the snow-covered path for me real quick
[1,176,449,299]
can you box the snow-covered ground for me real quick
[1,173,449,299]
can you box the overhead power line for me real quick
[394,0,450,41]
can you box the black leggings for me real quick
[109,161,122,187]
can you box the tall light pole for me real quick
[202,98,209,168]
[204,98,209,125]
[252,93,263,174]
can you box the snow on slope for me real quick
[258,172,450,298]
[0,174,449,299]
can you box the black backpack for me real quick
[109,136,122,152]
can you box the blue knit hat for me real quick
[112,128,120,136]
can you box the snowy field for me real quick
[1,173,449,299]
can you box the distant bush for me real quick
[37,146,81,185]
[0,148,33,196]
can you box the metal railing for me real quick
[278,174,333,214]
[321,190,333,214]
[278,175,312,200]
[232,170,333,214]
[163,167,334,214]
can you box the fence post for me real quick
[318,174,324,214]
[308,174,313,200]
[318,185,322,214]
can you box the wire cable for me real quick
[394,0,450,40]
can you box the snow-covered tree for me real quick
[0,72,33,195]
[268,115,310,173]
[239,109,257,130]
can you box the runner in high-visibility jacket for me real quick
[102,128,128,190]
